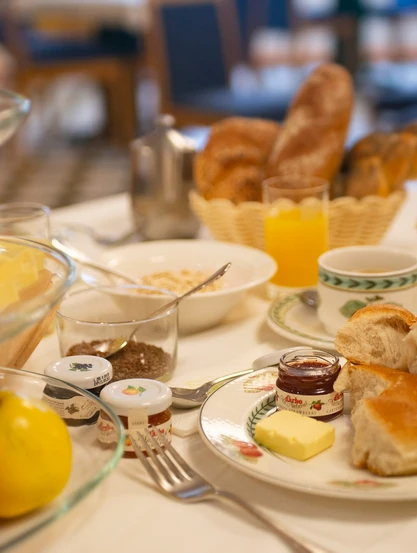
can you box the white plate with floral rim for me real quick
[266,294,336,350]
[199,368,417,500]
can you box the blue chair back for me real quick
[160,3,228,101]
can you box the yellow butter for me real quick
[0,245,45,311]
[254,410,335,461]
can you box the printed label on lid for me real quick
[68,362,93,372]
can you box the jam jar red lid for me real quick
[276,348,343,421]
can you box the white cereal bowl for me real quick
[86,240,276,334]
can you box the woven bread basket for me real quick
[189,190,406,251]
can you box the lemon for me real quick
[0,390,72,518]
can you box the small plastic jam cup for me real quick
[276,348,343,421]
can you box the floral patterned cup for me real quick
[317,246,417,336]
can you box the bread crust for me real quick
[345,131,414,193]
[266,63,353,182]
[194,117,280,203]
[348,303,417,327]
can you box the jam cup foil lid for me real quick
[100,378,172,417]
[44,355,113,390]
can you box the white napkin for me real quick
[171,408,200,437]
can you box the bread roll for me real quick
[352,386,417,476]
[335,304,417,372]
[194,117,280,203]
[266,63,354,182]
[335,362,417,475]
[344,155,389,198]
[400,122,417,179]
[334,361,408,413]
[346,131,414,192]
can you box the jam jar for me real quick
[98,378,172,458]
[276,348,343,421]
[43,355,113,426]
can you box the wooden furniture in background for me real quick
[1,1,143,144]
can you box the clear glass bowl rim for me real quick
[0,236,76,342]
[0,365,125,551]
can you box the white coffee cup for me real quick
[317,246,417,336]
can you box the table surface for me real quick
[15,184,417,553]
[12,0,148,30]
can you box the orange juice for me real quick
[265,207,328,287]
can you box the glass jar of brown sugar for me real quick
[276,348,343,421]
[43,355,113,426]
[98,378,172,458]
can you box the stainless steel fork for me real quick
[130,427,335,553]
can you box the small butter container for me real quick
[98,378,172,458]
[43,355,113,426]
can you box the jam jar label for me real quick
[126,419,172,453]
[97,414,118,445]
[42,394,98,420]
[97,415,173,452]
[276,387,344,417]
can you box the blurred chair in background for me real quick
[149,0,291,125]
[0,1,143,145]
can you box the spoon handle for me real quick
[148,262,231,319]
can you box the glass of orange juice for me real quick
[262,176,329,295]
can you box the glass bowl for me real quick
[0,366,124,552]
[56,285,178,382]
[0,237,75,368]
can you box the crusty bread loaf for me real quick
[194,117,280,203]
[335,304,417,372]
[266,63,354,182]
[334,362,417,475]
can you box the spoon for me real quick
[171,367,255,409]
[93,262,232,359]
[300,289,318,309]
[51,238,138,285]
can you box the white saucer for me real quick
[266,293,336,350]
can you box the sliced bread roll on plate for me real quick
[335,362,417,475]
[335,304,417,373]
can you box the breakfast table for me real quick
[14,182,417,553]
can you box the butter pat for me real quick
[254,410,335,461]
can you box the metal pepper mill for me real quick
[130,115,200,240]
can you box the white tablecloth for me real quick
[12,0,149,31]
[15,184,417,553]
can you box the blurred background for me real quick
[1,0,417,208]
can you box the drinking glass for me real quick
[262,176,329,294]
[56,286,178,382]
[0,202,51,241]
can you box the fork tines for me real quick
[129,426,196,487]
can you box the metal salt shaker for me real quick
[130,115,200,240]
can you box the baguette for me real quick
[266,63,354,183]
